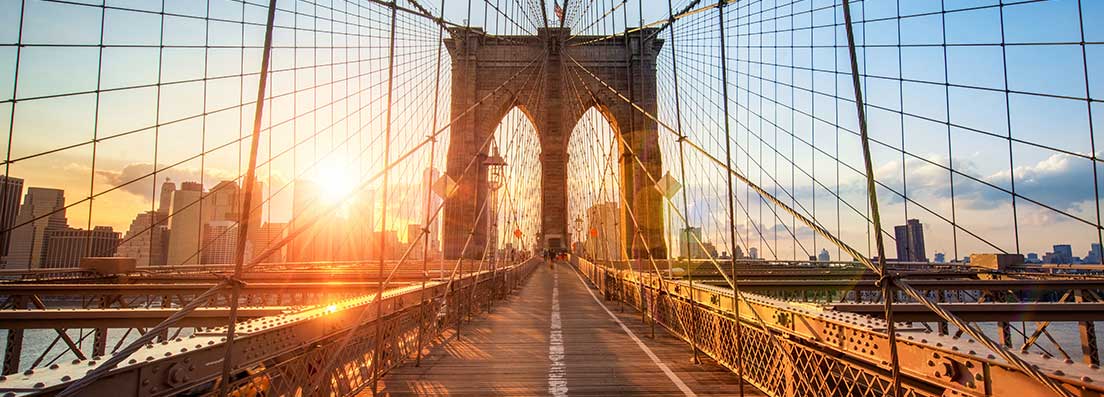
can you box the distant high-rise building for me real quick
[679,227,705,259]
[423,168,441,256]
[346,188,375,260]
[733,245,745,259]
[157,178,175,216]
[893,219,926,262]
[0,175,24,263]
[1044,244,1074,264]
[585,202,621,260]
[166,182,204,266]
[6,187,67,268]
[201,220,248,265]
[748,247,759,259]
[289,180,323,262]
[1085,244,1102,264]
[165,180,262,266]
[818,248,830,262]
[373,229,401,259]
[701,242,718,259]
[209,180,263,260]
[252,222,287,263]
[934,252,946,263]
[1026,253,1041,263]
[43,226,119,268]
[116,211,169,266]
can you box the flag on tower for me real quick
[554,2,565,23]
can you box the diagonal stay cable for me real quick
[564,55,828,393]
[54,50,544,397]
[568,39,1076,397]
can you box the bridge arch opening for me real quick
[490,105,542,259]
[568,106,626,260]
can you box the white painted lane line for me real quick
[548,266,569,397]
[568,265,697,397]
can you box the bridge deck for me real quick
[376,262,763,396]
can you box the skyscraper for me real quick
[206,180,263,263]
[346,188,375,260]
[6,187,67,268]
[166,182,204,266]
[43,226,119,268]
[116,211,169,266]
[0,175,24,263]
[253,222,287,263]
[201,220,247,265]
[423,167,441,256]
[1044,244,1074,264]
[679,226,704,259]
[585,202,621,260]
[157,178,175,216]
[893,219,927,262]
[289,180,324,262]
[1085,243,1102,264]
[818,248,830,262]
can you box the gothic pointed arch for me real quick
[442,27,666,259]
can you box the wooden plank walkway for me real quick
[376,261,765,396]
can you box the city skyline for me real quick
[0,170,450,268]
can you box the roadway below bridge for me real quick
[375,261,762,396]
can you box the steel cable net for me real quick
[492,107,542,260]
[567,107,623,261]
[0,0,513,389]
[564,0,1104,396]
[650,0,1104,265]
[2,0,1104,395]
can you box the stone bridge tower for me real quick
[442,27,666,260]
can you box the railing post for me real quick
[2,296,25,375]
[1076,290,1101,365]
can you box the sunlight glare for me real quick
[316,158,357,205]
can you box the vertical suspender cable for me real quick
[636,0,656,338]
[372,3,400,395]
[664,0,699,364]
[715,1,744,394]
[415,0,448,368]
[219,0,279,395]
[839,1,899,395]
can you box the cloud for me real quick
[96,163,240,199]
[847,152,1096,213]
[978,152,1097,210]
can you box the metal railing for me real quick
[575,256,1104,397]
[0,258,539,396]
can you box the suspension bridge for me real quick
[0,0,1103,395]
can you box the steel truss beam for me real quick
[0,259,539,396]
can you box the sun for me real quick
[316,159,357,204]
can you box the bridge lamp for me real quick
[484,146,507,259]
[484,146,507,192]
[573,216,584,255]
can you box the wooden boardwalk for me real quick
[376,261,765,396]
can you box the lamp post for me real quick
[484,145,507,262]
[573,215,584,257]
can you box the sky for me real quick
[0,0,1101,261]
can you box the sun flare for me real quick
[316,159,357,204]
